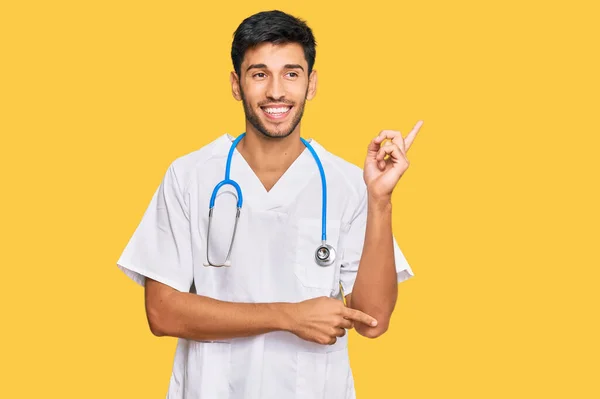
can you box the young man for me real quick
[117,9,422,399]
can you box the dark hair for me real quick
[231,10,317,77]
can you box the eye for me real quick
[286,72,299,78]
[253,72,267,78]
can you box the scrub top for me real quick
[117,133,414,399]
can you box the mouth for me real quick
[260,104,293,120]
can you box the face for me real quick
[231,42,317,139]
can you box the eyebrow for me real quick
[246,63,305,72]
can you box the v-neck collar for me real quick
[219,133,322,212]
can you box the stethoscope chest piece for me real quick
[315,243,336,267]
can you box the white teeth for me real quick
[264,107,291,114]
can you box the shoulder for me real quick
[165,134,230,191]
[312,139,367,202]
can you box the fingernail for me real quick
[371,320,378,327]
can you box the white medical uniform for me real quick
[117,134,414,399]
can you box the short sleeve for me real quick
[116,163,194,292]
[339,190,414,296]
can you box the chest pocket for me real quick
[293,218,345,292]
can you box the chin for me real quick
[253,119,297,139]
[244,104,304,139]
[262,128,295,138]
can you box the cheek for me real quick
[288,83,309,101]
[241,81,265,99]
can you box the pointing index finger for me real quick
[404,120,423,152]
[343,307,378,327]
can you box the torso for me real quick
[165,133,365,399]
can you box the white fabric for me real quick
[117,134,414,399]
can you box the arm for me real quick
[348,122,423,338]
[145,278,376,344]
[345,195,397,338]
[145,278,291,340]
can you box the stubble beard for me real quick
[240,86,308,139]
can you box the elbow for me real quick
[147,306,168,337]
[353,304,393,338]
[145,285,175,337]
[356,321,390,339]
[349,299,394,339]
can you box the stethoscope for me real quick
[204,133,336,268]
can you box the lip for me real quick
[260,104,293,120]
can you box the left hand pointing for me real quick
[363,120,424,199]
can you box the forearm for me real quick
[349,194,398,336]
[146,285,293,341]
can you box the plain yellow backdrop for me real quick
[1,0,598,398]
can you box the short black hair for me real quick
[231,10,317,77]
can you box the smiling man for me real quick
[117,9,422,399]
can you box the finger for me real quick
[328,337,337,345]
[339,318,354,330]
[375,141,397,160]
[375,141,389,161]
[379,133,406,156]
[376,130,406,153]
[336,328,347,338]
[374,142,387,169]
[374,130,402,144]
[371,131,399,155]
[376,143,405,165]
[343,308,378,327]
[404,120,423,152]
[367,136,382,155]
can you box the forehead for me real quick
[241,42,307,70]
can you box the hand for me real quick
[363,121,424,199]
[286,296,378,345]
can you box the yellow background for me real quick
[1,0,598,397]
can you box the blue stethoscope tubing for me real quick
[205,132,336,267]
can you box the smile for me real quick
[261,106,292,120]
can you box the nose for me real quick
[265,75,285,100]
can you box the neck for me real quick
[236,125,306,175]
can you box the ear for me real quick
[230,71,242,101]
[306,69,318,101]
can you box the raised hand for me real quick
[363,121,424,199]
[286,296,378,345]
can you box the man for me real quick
[117,9,422,399]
